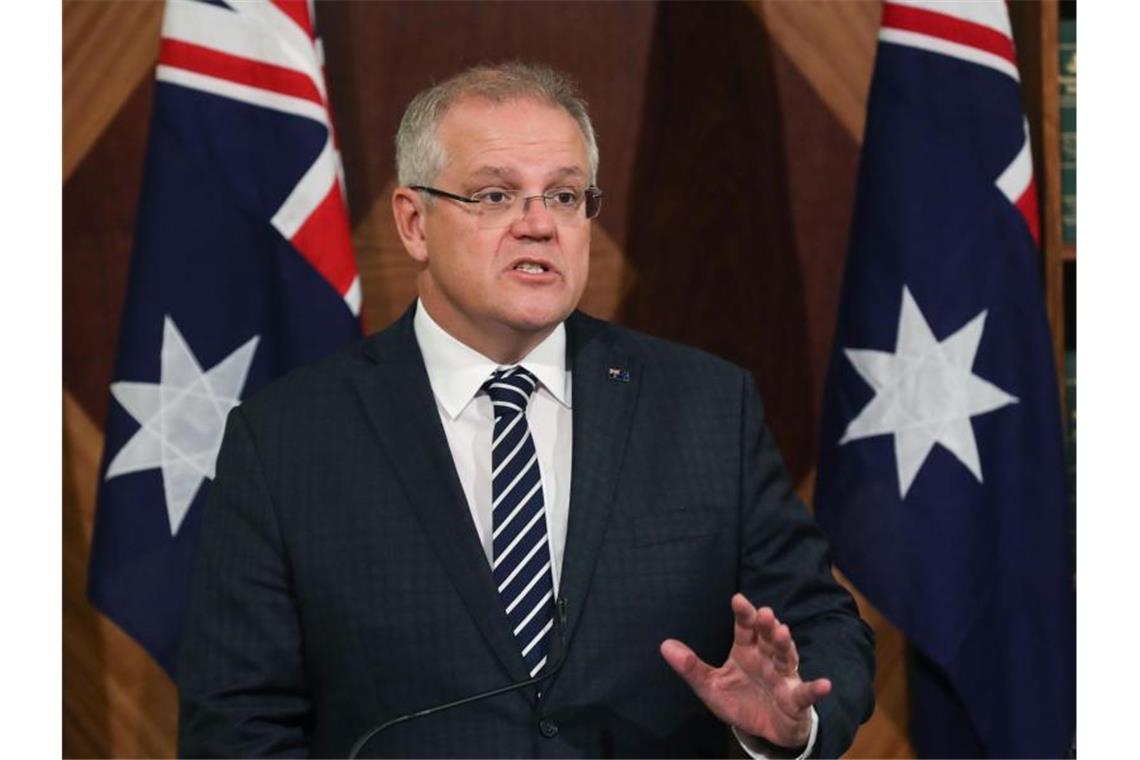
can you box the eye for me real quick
[549,190,580,207]
[474,189,514,207]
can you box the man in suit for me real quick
[178,62,874,758]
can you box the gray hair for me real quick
[395,62,599,187]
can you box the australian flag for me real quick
[814,2,1075,757]
[88,0,362,676]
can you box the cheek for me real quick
[566,233,591,285]
[426,231,488,282]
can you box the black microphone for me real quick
[347,597,570,759]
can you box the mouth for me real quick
[509,258,557,276]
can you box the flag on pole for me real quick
[813,1,1075,757]
[88,0,362,676]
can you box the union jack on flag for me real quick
[815,1,1074,757]
[89,0,362,675]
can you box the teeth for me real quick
[515,262,546,273]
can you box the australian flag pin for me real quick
[607,367,630,383]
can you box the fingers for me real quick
[732,593,759,646]
[735,595,801,678]
[773,623,800,676]
[660,639,716,693]
[753,605,799,677]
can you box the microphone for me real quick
[347,597,570,759]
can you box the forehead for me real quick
[436,95,589,182]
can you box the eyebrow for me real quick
[549,167,586,179]
[466,166,586,184]
[467,166,514,182]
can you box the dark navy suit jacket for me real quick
[177,306,874,758]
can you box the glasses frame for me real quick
[409,184,604,222]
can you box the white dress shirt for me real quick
[413,300,572,593]
[412,299,817,759]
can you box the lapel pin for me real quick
[607,367,630,383]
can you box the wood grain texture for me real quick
[755,0,882,143]
[318,0,657,255]
[619,0,818,483]
[1009,0,1067,418]
[63,75,154,430]
[63,390,177,759]
[765,38,868,462]
[62,0,162,182]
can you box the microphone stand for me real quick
[347,597,569,759]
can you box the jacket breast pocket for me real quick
[632,507,724,547]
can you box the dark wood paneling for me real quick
[1009,0,1066,416]
[319,1,657,256]
[755,0,881,142]
[62,1,162,181]
[767,41,863,456]
[619,0,815,481]
[62,78,154,428]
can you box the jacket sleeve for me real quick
[177,407,311,758]
[736,371,876,758]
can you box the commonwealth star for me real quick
[840,287,1018,498]
[105,316,259,535]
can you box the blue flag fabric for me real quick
[88,0,362,676]
[813,2,1075,757]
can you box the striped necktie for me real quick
[483,366,554,677]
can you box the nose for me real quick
[510,195,557,239]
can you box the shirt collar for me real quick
[413,298,570,420]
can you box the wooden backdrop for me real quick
[63,2,912,756]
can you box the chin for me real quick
[502,300,574,333]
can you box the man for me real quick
[178,63,874,758]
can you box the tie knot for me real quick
[482,367,538,412]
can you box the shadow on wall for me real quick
[620,0,814,483]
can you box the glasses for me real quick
[410,185,604,229]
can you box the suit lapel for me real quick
[558,312,643,649]
[350,308,533,684]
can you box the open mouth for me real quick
[513,261,549,274]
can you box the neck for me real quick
[417,297,556,365]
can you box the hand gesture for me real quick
[660,593,831,750]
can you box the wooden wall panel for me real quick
[618,0,816,482]
[63,390,177,759]
[756,1,881,143]
[1009,0,1067,410]
[62,1,162,182]
[318,0,657,255]
[63,78,154,428]
[762,1,880,404]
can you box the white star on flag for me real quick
[105,316,260,535]
[840,286,1018,499]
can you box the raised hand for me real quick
[660,593,832,750]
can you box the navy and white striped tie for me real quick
[483,367,554,677]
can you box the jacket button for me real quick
[539,718,558,738]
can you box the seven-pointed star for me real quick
[105,316,260,536]
[840,286,1018,499]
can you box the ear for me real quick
[392,187,429,264]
